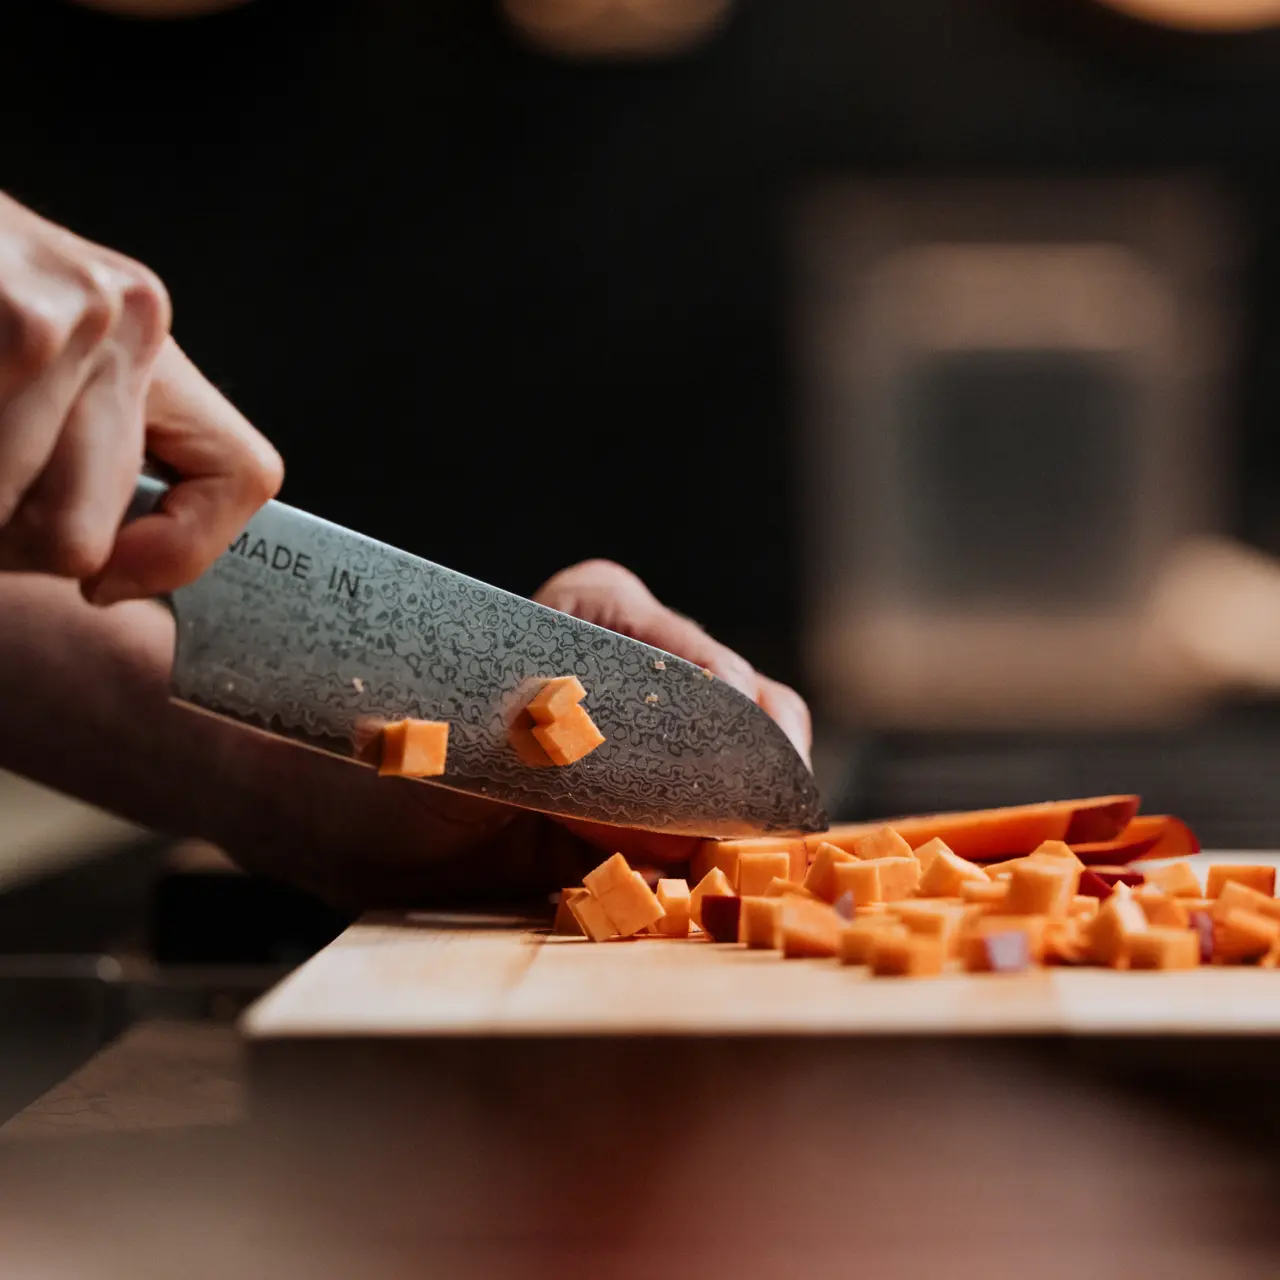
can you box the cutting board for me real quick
[242,852,1280,1041]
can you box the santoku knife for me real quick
[129,475,826,837]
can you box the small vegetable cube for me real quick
[739,896,782,949]
[1146,861,1202,899]
[1069,895,1100,920]
[1031,839,1083,867]
[804,842,857,902]
[738,850,792,897]
[583,853,634,900]
[912,837,951,875]
[690,867,734,929]
[1132,890,1189,929]
[531,703,605,766]
[763,877,816,899]
[700,894,742,943]
[1128,928,1200,971]
[1212,880,1280,925]
[850,826,915,863]
[857,856,921,902]
[553,887,589,935]
[1206,865,1277,899]
[378,719,449,778]
[959,880,1009,908]
[829,860,883,906]
[595,871,666,938]
[918,849,990,899]
[838,919,907,965]
[1213,908,1280,964]
[778,897,841,958]
[1088,887,1149,967]
[1005,861,1078,918]
[525,675,588,722]
[870,933,945,977]
[652,879,691,937]
[1042,918,1091,966]
[568,892,617,942]
[959,916,1048,969]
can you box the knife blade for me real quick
[129,475,826,837]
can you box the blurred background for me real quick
[5,0,1280,1115]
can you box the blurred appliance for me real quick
[795,179,1235,730]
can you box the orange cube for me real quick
[553,887,589,935]
[1146,861,1202,899]
[532,703,606,767]
[739,896,782,949]
[378,719,450,777]
[854,902,893,918]
[1031,839,1084,867]
[1088,888,1149,968]
[804,842,858,902]
[1213,908,1280,964]
[1212,880,1280,925]
[568,892,617,942]
[896,902,969,951]
[912,837,952,875]
[1042,918,1091,966]
[858,857,921,902]
[652,878,691,937]
[738,851,793,897]
[1132,890,1190,929]
[583,852,634,900]
[595,870,665,938]
[837,918,906,964]
[1069,895,1100,920]
[1128,928,1199,971]
[525,675,589,722]
[959,916,1048,969]
[1005,861,1078,919]
[849,826,915,862]
[778,897,841,959]
[763,877,816,899]
[1206,864,1277,899]
[869,933,945,977]
[960,880,1010,908]
[985,857,1037,879]
[829,860,883,907]
[690,867,734,930]
[918,849,990,899]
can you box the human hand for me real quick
[0,192,282,602]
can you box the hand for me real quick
[0,192,282,602]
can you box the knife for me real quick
[128,475,826,838]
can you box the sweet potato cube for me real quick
[568,892,617,942]
[778,897,841,958]
[700,894,742,943]
[1088,888,1149,967]
[688,842,741,891]
[378,719,450,778]
[1146,861,1202,899]
[829,860,883,907]
[690,867,734,929]
[1132,890,1190,929]
[596,871,666,938]
[1129,928,1200,971]
[1206,865,1277,899]
[854,902,892,918]
[739,896,782,949]
[859,857,921,902]
[1213,908,1280,964]
[1212,880,1280,925]
[1042,918,1091,966]
[652,878,691,937]
[583,853,634,900]
[1006,861,1077,918]
[918,849,990,899]
[960,880,1010,908]
[960,916,1048,969]
[897,903,969,952]
[912,837,951,875]
[763,876,816,899]
[985,857,1034,879]
[804,842,857,902]
[553,887,590,935]
[850,826,915,863]
[532,703,606,767]
[525,675,588,722]
[1031,839,1083,867]
[1069,895,1100,920]
[870,933,945,977]
[738,851,792,897]
[838,919,907,965]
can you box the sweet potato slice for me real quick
[378,719,449,777]
[739,896,782,949]
[814,796,1139,862]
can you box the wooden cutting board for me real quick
[242,853,1280,1041]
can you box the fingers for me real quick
[84,338,283,603]
[533,558,815,767]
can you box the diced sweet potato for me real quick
[870,933,945,977]
[960,916,1048,968]
[690,867,734,930]
[738,850,793,897]
[1132,890,1190,929]
[803,842,857,902]
[1211,880,1280,925]
[1206,864,1277,899]
[701,894,742,943]
[739,896,782,949]
[854,903,892,918]
[584,852,633,900]
[1213,908,1280,964]
[763,876,817,900]
[838,919,906,965]
[378,719,449,778]
[918,849,990,899]
[690,838,807,888]
[1005,861,1078,918]
[1088,887,1148,968]
[1042,918,1091,966]
[652,879,691,938]
[532,703,606,767]
[829,860,883,907]
[526,675,589,722]
[1145,861,1202,899]
[858,856,921,902]
[553,887,590,935]
[1069,895,1100,920]
[959,880,1010,908]
[1031,839,1082,864]
[596,870,666,938]
[896,902,969,951]
[849,826,915,863]
[912,837,951,875]
[1128,928,1199,971]
[778,897,841,959]
[569,892,617,942]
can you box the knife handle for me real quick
[126,471,170,524]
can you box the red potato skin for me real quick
[1076,869,1115,900]
[700,895,743,944]
[1092,867,1146,889]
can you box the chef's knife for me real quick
[129,475,826,837]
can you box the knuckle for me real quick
[12,306,62,375]
[120,262,173,353]
[22,504,112,579]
